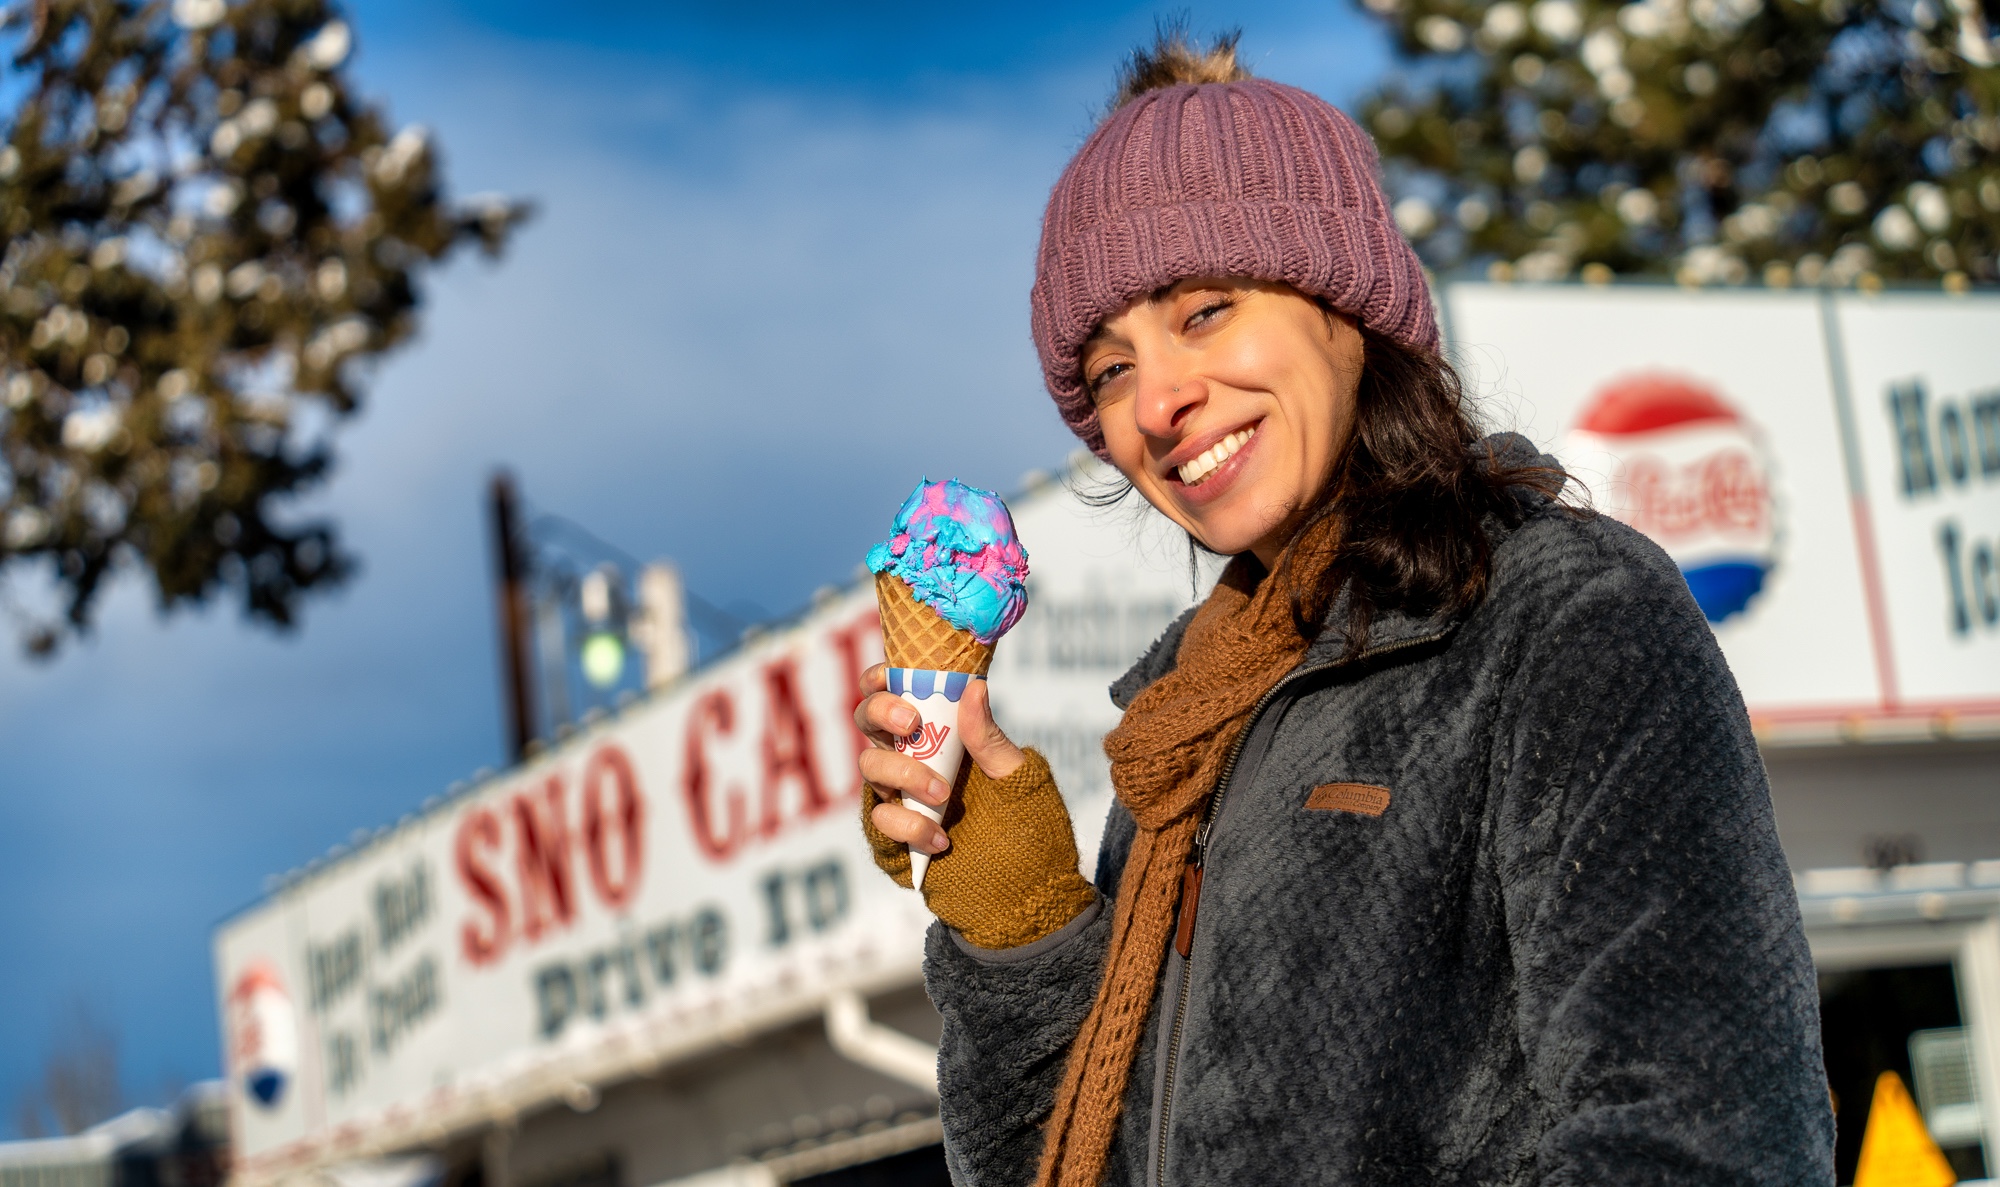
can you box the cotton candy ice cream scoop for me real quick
[867,478,1029,648]
[866,478,1029,889]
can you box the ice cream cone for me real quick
[876,575,997,889]
[874,572,994,676]
[865,480,1028,894]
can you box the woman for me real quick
[854,35,1833,1187]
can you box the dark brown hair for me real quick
[1286,322,1568,656]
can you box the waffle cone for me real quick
[874,572,995,676]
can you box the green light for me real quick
[581,632,625,688]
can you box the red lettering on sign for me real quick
[454,743,651,967]
[683,690,749,861]
[581,745,645,909]
[455,808,510,965]
[827,610,883,797]
[512,779,574,940]
[761,657,831,835]
[1623,448,1768,540]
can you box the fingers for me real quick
[855,666,951,832]
[851,663,897,741]
[854,664,950,855]
[855,688,920,749]
[961,679,1025,782]
[858,747,953,810]
[871,801,951,854]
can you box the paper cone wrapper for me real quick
[886,666,983,890]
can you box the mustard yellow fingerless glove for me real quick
[861,748,1096,950]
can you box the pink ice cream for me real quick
[866,478,1029,644]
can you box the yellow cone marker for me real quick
[1853,1070,1958,1187]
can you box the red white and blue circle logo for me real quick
[227,960,300,1111]
[1561,375,1780,625]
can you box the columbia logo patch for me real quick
[1305,783,1391,817]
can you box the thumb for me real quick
[961,678,1025,782]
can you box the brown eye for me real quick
[1088,362,1131,400]
[1185,298,1233,330]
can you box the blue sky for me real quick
[0,1,1391,1129]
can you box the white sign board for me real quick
[1828,296,2000,705]
[1443,284,2000,730]
[211,477,1203,1182]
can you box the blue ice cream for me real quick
[866,478,1029,645]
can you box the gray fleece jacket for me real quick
[922,439,1835,1187]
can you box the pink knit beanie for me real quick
[1030,78,1439,459]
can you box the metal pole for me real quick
[534,578,572,738]
[489,472,536,762]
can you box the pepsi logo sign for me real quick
[1561,374,1780,624]
[227,960,301,1111]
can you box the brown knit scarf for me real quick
[1032,522,1340,1187]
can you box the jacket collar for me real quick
[1298,595,1458,667]
[1107,432,1562,711]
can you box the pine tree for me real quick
[0,0,526,654]
[1354,0,2000,288]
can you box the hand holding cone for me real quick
[875,573,990,888]
[863,479,1029,891]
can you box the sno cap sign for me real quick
[227,960,300,1111]
[1562,374,1780,624]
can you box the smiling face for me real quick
[1081,277,1366,567]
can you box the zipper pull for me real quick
[1174,861,1203,958]
[1176,801,1220,959]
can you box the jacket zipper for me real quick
[1151,630,1448,1187]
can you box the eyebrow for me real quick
[1083,281,1189,352]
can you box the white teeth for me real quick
[1177,427,1255,486]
